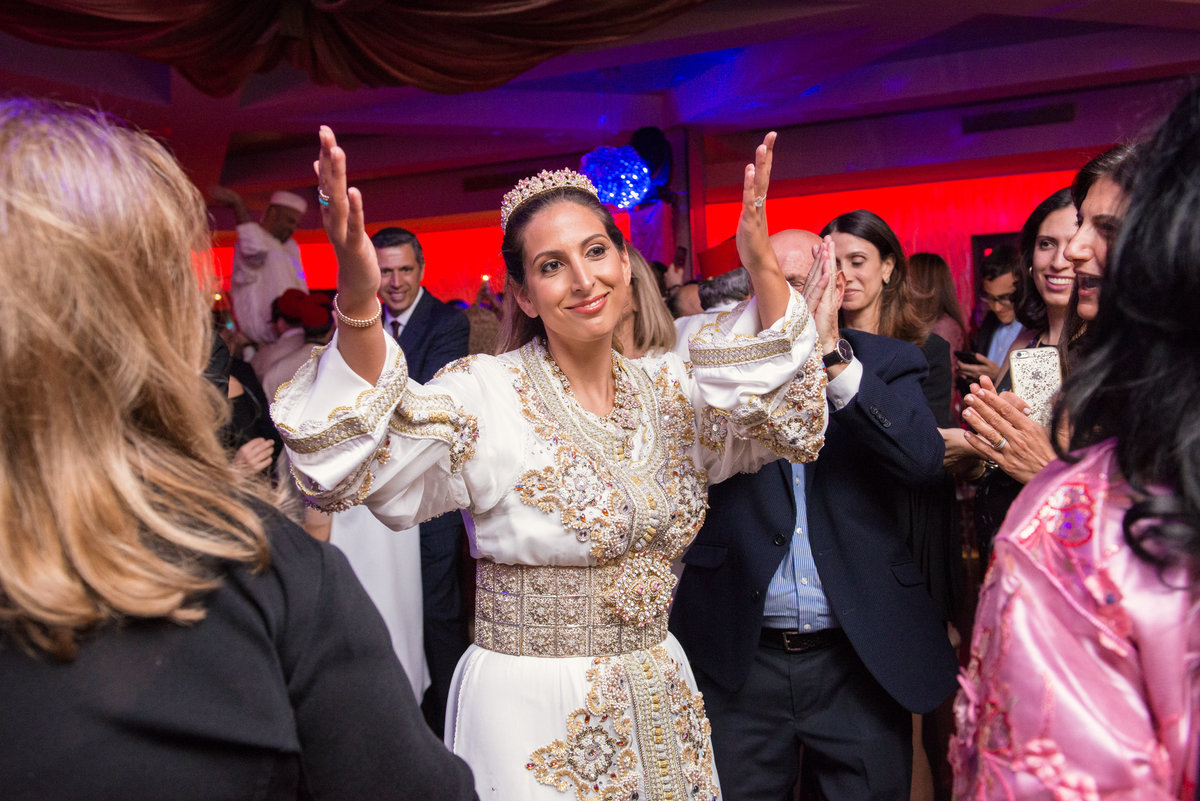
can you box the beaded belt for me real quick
[474,560,669,658]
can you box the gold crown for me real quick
[500,169,598,232]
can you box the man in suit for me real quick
[372,226,471,736]
[670,229,958,800]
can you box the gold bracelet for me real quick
[332,294,382,328]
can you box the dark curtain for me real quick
[0,0,704,96]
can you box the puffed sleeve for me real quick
[682,290,827,484]
[272,334,518,531]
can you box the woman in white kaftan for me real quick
[274,128,836,801]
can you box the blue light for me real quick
[580,145,651,210]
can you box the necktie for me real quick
[391,320,401,340]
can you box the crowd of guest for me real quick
[2,79,1199,801]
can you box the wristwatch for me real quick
[821,338,854,369]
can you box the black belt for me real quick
[760,627,844,653]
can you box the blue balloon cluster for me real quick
[580,145,651,209]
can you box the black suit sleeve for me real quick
[273,524,477,800]
[425,307,470,377]
[830,340,944,485]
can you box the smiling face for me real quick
[832,231,893,330]
[1065,176,1125,321]
[377,243,424,315]
[513,200,631,349]
[1030,205,1077,313]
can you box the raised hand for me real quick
[735,132,777,275]
[314,126,381,312]
[314,125,387,383]
[735,132,795,328]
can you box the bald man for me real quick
[670,230,956,800]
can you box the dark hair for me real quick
[666,280,699,318]
[1013,188,1073,332]
[980,244,1020,283]
[698,267,751,310]
[1056,84,1200,570]
[820,210,927,346]
[908,252,966,341]
[370,226,425,267]
[1071,144,1140,210]
[497,187,625,351]
[1059,144,1144,370]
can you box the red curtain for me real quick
[0,0,703,96]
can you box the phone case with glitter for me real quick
[1009,347,1061,429]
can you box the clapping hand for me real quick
[961,375,1057,484]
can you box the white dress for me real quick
[328,508,430,702]
[273,295,827,801]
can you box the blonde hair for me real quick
[623,248,676,357]
[0,98,268,660]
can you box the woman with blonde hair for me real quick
[614,246,677,358]
[0,98,473,800]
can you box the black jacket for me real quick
[670,328,959,714]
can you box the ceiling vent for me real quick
[962,103,1075,134]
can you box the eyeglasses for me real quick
[1075,273,1102,292]
[979,292,1015,307]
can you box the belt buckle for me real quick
[781,630,808,653]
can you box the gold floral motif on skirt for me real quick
[528,645,718,801]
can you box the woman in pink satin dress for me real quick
[950,84,1200,800]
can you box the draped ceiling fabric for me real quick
[0,0,705,97]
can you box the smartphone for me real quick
[1009,347,1061,429]
[674,245,688,267]
[954,350,981,365]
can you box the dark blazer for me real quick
[393,289,470,535]
[396,289,471,385]
[670,328,959,715]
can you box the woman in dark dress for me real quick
[0,97,475,801]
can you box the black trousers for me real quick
[696,631,911,801]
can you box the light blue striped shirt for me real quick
[762,357,862,631]
[985,319,1023,367]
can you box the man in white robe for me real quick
[212,186,309,345]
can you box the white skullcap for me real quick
[269,190,307,215]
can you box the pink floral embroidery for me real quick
[1018,483,1094,549]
